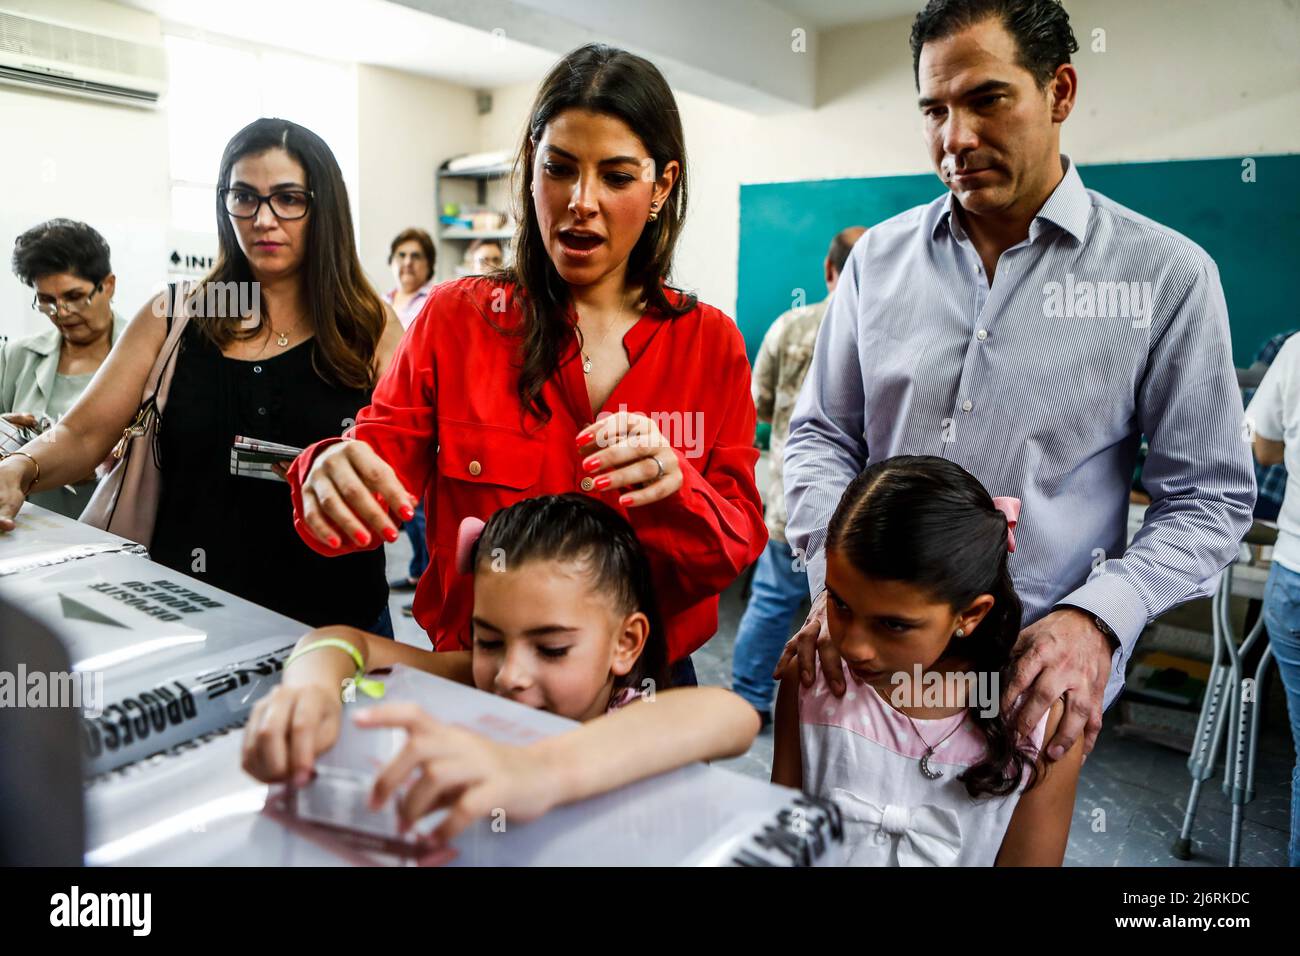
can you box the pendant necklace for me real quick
[579,300,640,375]
[905,713,966,780]
[580,318,620,375]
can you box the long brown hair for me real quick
[195,117,385,390]
[501,43,695,423]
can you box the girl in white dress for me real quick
[772,456,1082,865]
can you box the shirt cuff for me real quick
[803,545,827,599]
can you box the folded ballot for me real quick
[229,435,304,483]
[0,501,146,577]
[85,666,845,866]
[0,550,307,775]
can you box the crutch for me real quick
[1173,570,1234,859]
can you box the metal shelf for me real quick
[434,154,514,280]
[440,227,513,241]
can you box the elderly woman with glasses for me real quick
[1,219,127,517]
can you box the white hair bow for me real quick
[831,789,962,867]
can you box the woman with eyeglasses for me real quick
[2,219,127,518]
[0,118,404,634]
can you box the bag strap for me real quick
[143,282,191,411]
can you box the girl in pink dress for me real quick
[772,456,1082,865]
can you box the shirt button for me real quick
[257,407,267,416]
[580,476,595,492]
[253,365,262,373]
[962,400,973,412]
[976,329,988,341]
[468,460,482,476]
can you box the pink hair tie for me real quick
[991,496,1021,553]
[454,516,487,574]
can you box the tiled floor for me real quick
[383,539,1295,867]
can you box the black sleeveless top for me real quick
[151,323,387,629]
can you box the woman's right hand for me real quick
[1,412,40,430]
[298,439,416,550]
[241,683,344,785]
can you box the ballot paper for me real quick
[229,435,303,483]
[293,706,412,844]
[0,501,147,577]
[85,666,846,867]
[0,415,46,454]
[0,550,306,774]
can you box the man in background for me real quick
[731,226,865,726]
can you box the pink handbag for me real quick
[80,284,191,547]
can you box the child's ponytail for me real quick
[958,558,1043,798]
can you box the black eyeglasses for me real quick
[220,187,314,221]
[33,281,104,318]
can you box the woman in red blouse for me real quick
[288,43,766,674]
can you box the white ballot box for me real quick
[0,501,147,577]
[86,666,845,866]
[0,550,308,775]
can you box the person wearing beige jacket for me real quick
[2,218,127,518]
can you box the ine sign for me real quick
[166,230,218,281]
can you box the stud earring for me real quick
[955,627,965,637]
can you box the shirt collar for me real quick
[930,154,1091,245]
[560,282,685,367]
[386,278,436,302]
[1031,155,1090,243]
[22,309,126,357]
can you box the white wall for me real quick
[0,6,492,337]
[355,65,482,290]
[0,0,169,342]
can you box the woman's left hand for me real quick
[358,703,563,847]
[575,410,682,507]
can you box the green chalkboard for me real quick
[736,154,1300,367]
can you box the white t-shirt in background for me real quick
[1246,334,1300,572]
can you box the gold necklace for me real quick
[268,321,300,349]
[578,301,640,375]
[581,320,619,375]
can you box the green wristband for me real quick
[284,637,386,700]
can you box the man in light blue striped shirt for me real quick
[781,0,1256,762]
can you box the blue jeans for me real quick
[731,539,809,712]
[405,503,429,580]
[1262,560,1300,867]
[370,605,395,640]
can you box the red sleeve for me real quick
[287,284,446,556]
[624,317,767,601]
